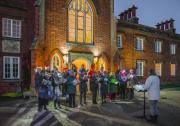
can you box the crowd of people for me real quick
[35,63,137,111]
[35,63,160,123]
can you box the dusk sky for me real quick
[114,0,180,33]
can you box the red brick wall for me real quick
[0,0,35,93]
[117,23,180,84]
[33,0,111,68]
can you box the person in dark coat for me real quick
[79,64,88,105]
[72,64,77,78]
[100,71,109,104]
[35,68,42,112]
[66,70,76,108]
[35,68,42,94]
[115,69,121,94]
[38,70,48,111]
[92,70,98,104]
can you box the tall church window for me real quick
[68,0,93,43]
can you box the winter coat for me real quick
[100,76,108,95]
[108,76,118,93]
[92,72,98,90]
[79,74,88,92]
[35,72,42,91]
[38,78,48,99]
[119,75,127,85]
[127,73,137,88]
[144,75,160,100]
[66,76,76,94]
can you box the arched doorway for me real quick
[72,58,91,71]
[98,54,109,71]
[72,58,91,94]
[51,53,61,71]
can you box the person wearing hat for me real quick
[66,70,76,107]
[79,64,88,106]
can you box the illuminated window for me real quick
[68,0,93,43]
[170,64,176,76]
[51,54,61,70]
[155,41,162,53]
[155,63,162,76]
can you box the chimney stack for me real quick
[119,5,139,24]
[156,23,161,30]
[156,18,176,34]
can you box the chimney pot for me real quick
[128,9,132,19]
[160,22,165,30]
[124,11,128,20]
[156,23,161,29]
[119,13,124,20]
[165,20,169,30]
[169,18,175,29]
[132,5,137,16]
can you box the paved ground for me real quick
[0,85,180,126]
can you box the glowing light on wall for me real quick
[94,56,98,63]
[93,49,100,57]
[63,54,68,64]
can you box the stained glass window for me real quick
[68,0,93,43]
[51,54,61,70]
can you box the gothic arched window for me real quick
[51,54,61,70]
[68,0,93,43]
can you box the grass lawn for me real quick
[0,92,22,98]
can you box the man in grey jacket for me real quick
[144,69,160,122]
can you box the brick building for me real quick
[116,5,180,83]
[0,0,35,93]
[1,1,179,94]
[31,0,115,87]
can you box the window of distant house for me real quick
[136,61,144,76]
[155,63,162,76]
[2,18,21,38]
[135,37,144,51]
[117,34,122,48]
[3,56,20,79]
[155,41,162,53]
[170,44,176,55]
[170,64,176,76]
[68,0,93,43]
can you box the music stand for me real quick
[134,85,147,119]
